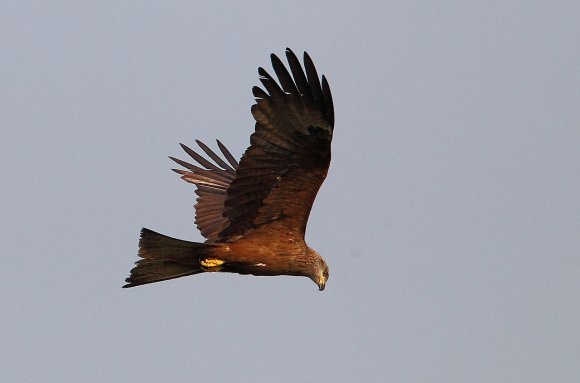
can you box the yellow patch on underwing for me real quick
[200,258,224,268]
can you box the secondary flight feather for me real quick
[124,48,334,290]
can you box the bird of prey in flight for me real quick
[124,48,334,291]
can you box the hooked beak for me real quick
[317,276,326,291]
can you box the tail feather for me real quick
[123,259,204,288]
[123,228,218,288]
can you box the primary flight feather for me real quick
[124,48,334,291]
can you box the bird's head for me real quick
[308,248,329,291]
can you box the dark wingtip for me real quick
[303,51,313,65]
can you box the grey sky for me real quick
[2,1,579,382]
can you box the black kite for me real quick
[124,49,334,291]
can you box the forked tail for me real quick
[123,228,219,288]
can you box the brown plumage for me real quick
[124,48,334,291]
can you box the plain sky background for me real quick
[2,1,579,382]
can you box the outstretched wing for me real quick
[170,140,238,242]
[218,48,334,241]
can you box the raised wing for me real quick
[218,48,334,240]
[170,140,238,242]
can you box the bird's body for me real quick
[124,49,334,291]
